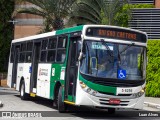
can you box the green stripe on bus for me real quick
[79,74,117,95]
[56,25,84,35]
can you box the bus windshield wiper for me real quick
[120,43,135,54]
[100,39,113,57]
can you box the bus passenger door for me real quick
[11,45,20,88]
[65,37,80,102]
[30,42,41,93]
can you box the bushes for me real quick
[146,40,160,97]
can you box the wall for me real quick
[155,0,160,8]
[14,1,43,39]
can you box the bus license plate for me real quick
[109,99,120,104]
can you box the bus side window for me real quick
[26,52,32,62]
[58,36,67,48]
[21,43,26,52]
[56,36,67,63]
[47,37,57,62]
[41,39,48,50]
[26,41,33,62]
[19,43,26,62]
[48,37,57,49]
[47,50,56,62]
[56,50,66,62]
[10,44,15,63]
[40,39,48,62]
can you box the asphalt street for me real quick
[0,87,160,120]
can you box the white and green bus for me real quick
[7,25,147,113]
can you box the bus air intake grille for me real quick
[100,102,128,106]
[117,94,132,96]
[99,99,129,106]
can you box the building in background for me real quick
[13,0,160,39]
[129,0,154,4]
[14,1,43,39]
[129,0,160,39]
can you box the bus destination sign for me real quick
[85,27,147,43]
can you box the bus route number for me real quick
[122,88,132,93]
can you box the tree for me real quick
[0,0,14,72]
[68,0,130,26]
[68,0,103,25]
[13,0,76,32]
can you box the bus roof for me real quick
[12,25,147,43]
[12,25,84,43]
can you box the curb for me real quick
[144,102,160,109]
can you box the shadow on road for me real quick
[0,92,18,95]
[13,95,144,119]
[14,95,54,109]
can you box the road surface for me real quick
[0,87,159,120]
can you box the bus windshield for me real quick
[80,40,146,80]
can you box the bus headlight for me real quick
[87,88,91,92]
[132,89,145,98]
[79,81,98,96]
[79,81,86,88]
[92,91,97,96]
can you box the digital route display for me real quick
[85,27,147,43]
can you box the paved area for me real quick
[145,97,160,104]
[0,86,160,120]
[143,97,160,110]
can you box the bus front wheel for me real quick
[58,86,66,112]
[20,81,28,100]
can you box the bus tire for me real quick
[108,108,115,114]
[20,81,28,100]
[53,84,60,108]
[58,86,66,113]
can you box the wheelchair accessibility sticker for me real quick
[118,69,126,79]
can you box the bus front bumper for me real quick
[75,86,145,110]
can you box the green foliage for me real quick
[129,4,154,8]
[114,4,130,27]
[69,1,154,27]
[146,40,160,97]
[0,0,14,72]
[68,0,129,26]
[68,0,103,25]
[14,0,76,31]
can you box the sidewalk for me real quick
[144,97,160,109]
